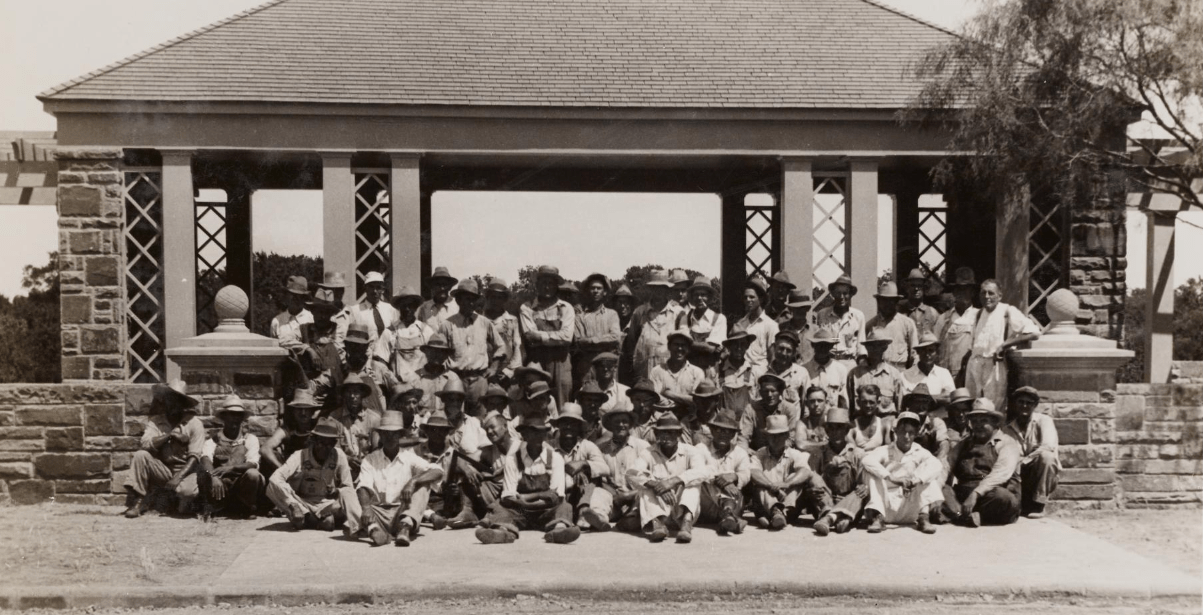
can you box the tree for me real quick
[1118,277,1203,381]
[0,252,61,383]
[907,0,1202,211]
[249,253,324,337]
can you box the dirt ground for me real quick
[1052,508,1202,578]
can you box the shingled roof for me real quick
[40,0,957,109]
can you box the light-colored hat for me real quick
[152,380,200,410]
[667,330,693,347]
[377,411,408,432]
[896,411,923,427]
[874,282,902,299]
[645,269,673,288]
[430,266,457,285]
[905,268,927,283]
[451,279,481,298]
[558,280,579,294]
[318,271,348,289]
[514,364,552,382]
[966,398,1005,422]
[669,269,690,287]
[626,379,660,402]
[389,382,425,403]
[582,273,611,293]
[764,414,792,435]
[340,373,372,397]
[770,271,796,290]
[825,405,851,425]
[481,383,510,403]
[525,380,552,400]
[345,323,371,346]
[591,352,620,366]
[914,331,941,349]
[486,278,510,295]
[613,284,635,299]
[863,328,894,346]
[287,389,321,409]
[216,394,246,415]
[808,327,839,345]
[286,276,309,296]
[949,388,974,405]
[311,417,343,440]
[554,403,588,427]
[363,271,386,286]
[692,380,722,399]
[903,383,935,405]
[424,411,452,429]
[948,267,977,289]
[436,379,467,399]
[785,289,812,308]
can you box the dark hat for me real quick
[785,289,813,308]
[451,279,481,299]
[652,414,685,432]
[808,327,839,345]
[828,275,858,296]
[722,330,752,347]
[601,406,636,431]
[536,265,563,284]
[707,409,740,432]
[311,417,343,440]
[688,276,716,296]
[966,398,1005,422]
[692,380,722,399]
[770,271,796,290]
[517,415,552,433]
[758,373,786,391]
[307,288,343,315]
[948,267,977,289]
[626,379,660,402]
[591,352,620,366]
[430,266,458,285]
[746,276,770,297]
[390,285,424,309]
[525,380,553,400]
[577,381,610,401]
[481,383,510,403]
[424,411,452,429]
[286,275,309,296]
[1012,386,1041,403]
[903,383,935,406]
[317,271,348,290]
[558,280,579,294]
[152,379,200,410]
[582,273,611,293]
[914,331,941,349]
[905,268,927,283]
[345,323,371,346]
[874,282,902,299]
[775,330,801,347]
[389,382,425,404]
[514,364,552,382]
[690,341,717,357]
[340,373,373,397]
[421,333,452,352]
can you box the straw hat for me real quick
[152,380,200,410]
[430,266,458,286]
[317,271,348,289]
[764,414,791,435]
[286,276,309,296]
[311,417,343,440]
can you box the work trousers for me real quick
[637,483,701,526]
[197,468,265,512]
[344,486,432,538]
[480,500,574,538]
[941,482,1021,526]
[266,480,356,523]
[125,450,199,499]
[698,482,744,524]
[865,475,943,524]
[1021,451,1060,507]
[965,356,1007,412]
[529,347,572,408]
[749,473,832,521]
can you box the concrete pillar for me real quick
[1145,210,1176,383]
[390,154,422,294]
[848,160,879,315]
[893,180,925,281]
[162,150,197,382]
[322,153,356,300]
[996,177,1030,311]
[780,158,814,296]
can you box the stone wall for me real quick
[1038,385,1123,509]
[1115,381,1203,507]
[56,147,127,381]
[0,384,279,506]
[1068,170,1127,341]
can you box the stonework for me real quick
[1115,382,1203,507]
[56,148,127,381]
[1068,172,1127,341]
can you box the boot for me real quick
[1025,502,1046,519]
[544,524,581,544]
[394,519,416,547]
[367,523,390,546]
[813,514,833,537]
[429,512,448,531]
[834,517,852,534]
[579,507,611,532]
[866,511,885,534]
[123,489,147,519]
[675,512,694,544]
[915,512,936,535]
[768,508,787,531]
[475,527,516,544]
[447,509,480,530]
[646,517,669,543]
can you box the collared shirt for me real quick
[350,300,399,357]
[935,306,979,376]
[519,298,576,347]
[484,310,524,375]
[866,312,919,368]
[331,407,381,461]
[696,441,752,489]
[556,438,611,487]
[900,302,941,336]
[332,307,353,361]
[950,431,1023,497]
[862,441,942,484]
[810,442,863,492]
[413,367,460,419]
[356,447,441,505]
[676,308,728,347]
[732,311,779,370]
[738,399,805,451]
[802,358,849,409]
[628,301,684,379]
[502,442,566,498]
[767,360,811,404]
[598,380,632,412]
[598,435,649,491]
[479,438,520,480]
[271,309,314,350]
[629,442,711,487]
[777,320,814,366]
[380,319,434,379]
[970,302,1041,358]
[1003,412,1061,470]
[811,306,866,361]
[902,364,957,398]
[847,361,906,416]
[141,414,207,469]
[271,446,353,499]
[417,299,458,328]
[574,305,622,350]
[438,312,505,372]
[650,361,706,400]
[447,414,490,462]
[751,446,811,483]
[720,358,765,415]
[202,431,260,467]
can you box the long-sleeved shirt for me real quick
[732,311,779,370]
[349,301,399,358]
[865,313,919,368]
[598,435,649,491]
[628,442,711,488]
[1003,413,1061,469]
[437,312,506,372]
[141,414,207,469]
[356,447,440,504]
[271,309,314,350]
[811,306,866,362]
[331,408,381,462]
[447,414,490,462]
[949,432,1023,497]
[502,442,566,498]
[574,305,622,350]
[379,319,434,378]
[627,301,684,379]
[900,302,941,336]
[557,438,611,487]
[809,442,863,495]
[520,299,576,347]
[862,441,943,484]
[598,380,632,412]
[738,399,805,451]
[751,446,811,484]
[417,299,458,328]
[484,311,524,375]
[676,308,728,347]
[696,442,752,489]
[766,360,811,404]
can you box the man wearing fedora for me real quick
[847,328,907,420]
[718,330,765,416]
[964,279,1042,411]
[651,331,707,408]
[416,266,459,327]
[733,276,779,371]
[748,414,829,530]
[899,268,941,336]
[438,278,507,415]
[412,332,462,420]
[481,277,524,384]
[124,380,206,518]
[811,275,866,368]
[739,373,805,452]
[862,411,943,534]
[313,323,396,415]
[676,276,727,348]
[1003,386,1060,518]
[378,285,433,379]
[304,286,347,389]
[903,332,957,398]
[933,267,980,384]
[475,415,581,545]
[593,405,649,532]
[271,275,314,351]
[262,389,322,479]
[349,271,398,360]
[573,273,622,397]
[764,270,796,322]
[520,265,577,407]
[576,381,613,443]
[437,379,491,466]
[331,372,383,477]
[766,330,811,406]
[937,398,1023,527]
[686,380,724,449]
[444,412,520,529]
[777,289,815,365]
[552,403,612,531]
[267,416,356,531]
[667,269,690,310]
[866,281,919,372]
[696,409,751,535]
[314,271,352,359]
[346,411,445,546]
[802,327,850,411]
[628,414,710,543]
[625,269,684,384]
[809,405,867,536]
[197,395,266,519]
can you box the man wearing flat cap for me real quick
[271,275,314,352]
[197,395,266,519]
[937,398,1022,527]
[628,415,710,543]
[1003,386,1060,518]
[416,266,459,327]
[573,273,622,397]
[267,416,356,531]
[589,352,630,413]
[437,278,507,415]
[861,411,943,534]
[519,265,577,407]
[481,277,524,383]
[811,275,866,368]
[349,271,398,360]
[124,380,206,518]
[346,411,444,546]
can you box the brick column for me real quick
[56,148,126,381]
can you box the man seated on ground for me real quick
[124,380,204,518]
[739,373,805,452]
[943,387,973,447]
[443,412,516,529]
[748,415,831,531]
[627,414,710,543]
[696,409,751,536]
[592,406,648,532]
[1003,386,1060,519]
[475,416,581,545]
[346,411,444,546]
[936,398,1022,527]
[650,331,706,407]
[267,417,356,531]
[552,403,612,533]
[262,390,321,479]
[479,383,511,420]
[635,397,679,443]
[809,406,867,536]
[197,395,266,520]
[389,382,426,433]
[861,411,942,534]
[417,410,456,529]
[438,379,490,463]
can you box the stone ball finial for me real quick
[1046,288,1080,325]
[215,285,250,321]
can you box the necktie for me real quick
[373,305,386,336]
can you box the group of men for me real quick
[121,262,1061,546]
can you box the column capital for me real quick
[389,152,421,168]
[849,159,880,172]
[319,151,355,163]
[780,156,813,171]
[159,149,195,164]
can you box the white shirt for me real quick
[350,300,399,357]
[934,306,979,374]
[356,447,440,505]
[598,380,632,412]
[202,432,260,467]
[970,303,1041,358]
[733,311,779,370]
[862,441,942,485]
[802,358,849,409]
[902,364,957,398]
[270,309,313,350]
[502,442,566,498]
[650,362,706,400]
[447,414,490,463]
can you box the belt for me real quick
[453,368,488,378]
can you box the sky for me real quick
[0,0,1198,296]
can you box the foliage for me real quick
[251,253,325,337]
[0,252,61,383]
[470,265,719,313]
[907,0,1202,211]
[1117,277,1203,382]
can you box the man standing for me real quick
[732,277,779,370]
[346,411,444,546]
[676,276,727,348]
[412,333,461,419]
[811,275,865,368]
[934,267,979,385]
[802,328,850,410]
[748,415,830,530]
[902,332,957,398]
[304,288,346,390]
[964,279,1042,410]
[865,281,918,371]
[123,380,204,518]
[625,269,683,382]
[573,273,622,395]
[777,290,815,366]
[197,395,265,519]
[267,417,356,531]
[349,271,398,360]
[1003,386,1060,518]
[271,275,314,351]
[847,329,906,419]
[379,286,432,379]
[668,269,691,310]
[899,269,941,335]
[696,409,751,536]
[628,415,710,543]
[481,278,524,384]
[438,279,506,415]
[416,266,459,327]
[938,398,1022,527]
[520,265,576,407]
[765,270,796,322]
[861,411,942,534]
[651,331,707,407]
[317,271,352,359]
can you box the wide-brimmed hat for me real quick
[345,324,371,346]
[536,265,563,284]
[808,327,839,345]
[785,289,813,308]
[764,414,791,435]
[667,330,693,347]
[390,286,424,309]
[652,414,684,432]
[948,388,974,406]
[914,331,941,349]
[430,266,457,286]
[152,379,200,410]
[692,380,722,399]
[376,410,408,432]
[828,275,857,296]
[652,397,678,412]
[287,389,321,410]
[863,328,893,346]
[896,411,923,427]
[436,379,467,399]
[770,271,796,290]
[874,282,902,299]
[216,394,247,416]
[553,403,588,428]
[775,330,801,347]
[601,406,636,431]
[317,271,348,290]
[307,288,343,314]
[525,380,552,400]
[558,280,579,295]
[514,364,552,382]
[707,409,740,432]
[517,415,552,433]
[626,379,660,402]
[424,411,452,429]
[363,271,386,286]
[903,383,935,406]
[925,278,945,298]
[286,275,309,296]
[591,352,620,366]
[690,341,718,357]
[451,279,481,299]
[577,381,610,401]
[948,266,977,289]
[966,398,1005,422]
[481,383,510,403]
[825,405,851,425]
[340,373,372,397]
[311,417,343,440]
[722,330,752,347]
[421,333,452,352]
[485,278,510,296]
[613,284,635,300]
[581,273,610,293]
[644,269,672,288]
[688,276,715,296]
[905,268,927,283]
[1011,386,1041,403]
[669,269,690,287]
[758,373,786,391]
[389,382,425,404]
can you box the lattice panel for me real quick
[195,203,228,334]
[917,198,949,281]
[745,205,775,279]
[1028,196,1065,325]
[354,172,391,302]
[124,170,166,383]
[812,175,848,305]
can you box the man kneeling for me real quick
[475,416,580,544]
[862,411,942,534]
[346,411,444,546]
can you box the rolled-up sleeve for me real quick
[185,419,207,459]
[550,451,566,497]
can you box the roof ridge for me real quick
[854,0,964,39]
[37,0,293,99]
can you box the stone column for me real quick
[1145,209,1176,383]
[390,153,422,293]
[161,150,197,382]
[995,177,1030,312]
[1068,169,1128,340]
[780,157,814,296]
[322,152,356,299]
[56,147,126,381]
[848,160,879,315]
